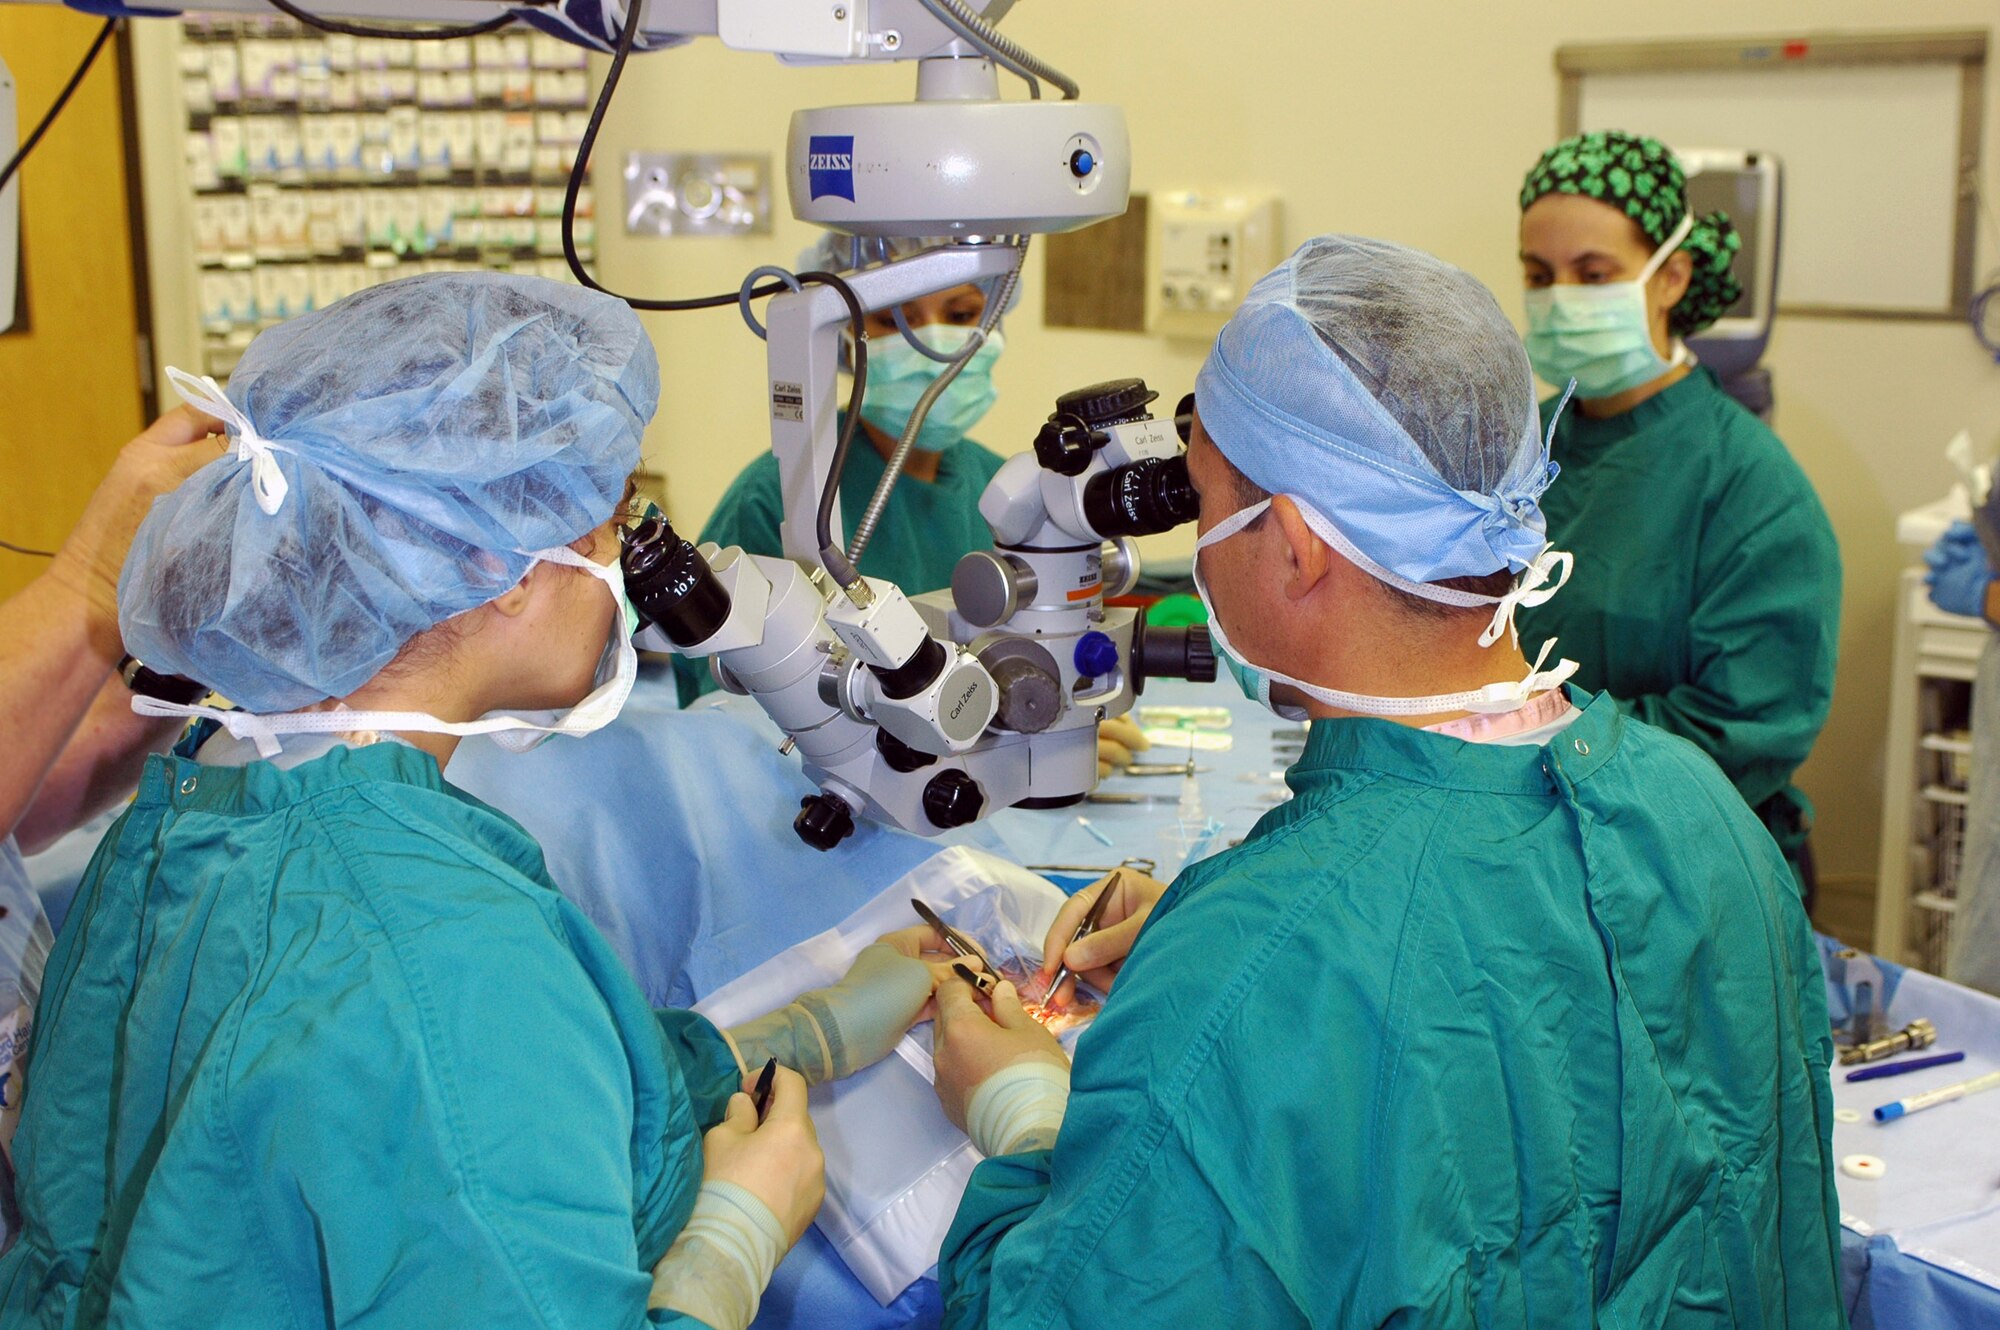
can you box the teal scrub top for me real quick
[675,424,1007,704]
[0,835,37,1252]
[1516,369,1841,864]
[0,730,742,1329]
[940,692,1844,1328]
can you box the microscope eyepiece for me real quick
[1082,455,1200,539]
[621,516,731,648]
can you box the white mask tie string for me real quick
[166,366,292,516]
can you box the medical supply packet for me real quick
[694,846,1088,1305]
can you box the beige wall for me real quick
[127,5,2000,914]
[579,2,2000,917]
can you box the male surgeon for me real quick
[925,236,1843,1327]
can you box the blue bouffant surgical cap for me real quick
[120,271,658,713]
[1194,235,1557,585]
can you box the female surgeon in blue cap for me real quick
[0,272,957,1330]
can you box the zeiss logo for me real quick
[807,135,855,202]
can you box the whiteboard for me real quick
[1578,63,1965,313]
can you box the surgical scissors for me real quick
[912,898,993,974]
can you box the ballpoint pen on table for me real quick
[1845,1051,1966,1082]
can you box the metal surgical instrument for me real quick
[1044,871,1120,1008]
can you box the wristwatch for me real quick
[118,654,209,707]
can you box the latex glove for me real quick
[1096,713,1150,779]
[46,407,225,648]
[724,936,952,1085]
[652,1065,822,1329]
[931,972,1069,1149]
[1924,521,1995,620]
[1037,866,1170,1005]
[965,1061,1071,1157]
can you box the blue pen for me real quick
[1846,1050,1966,1083]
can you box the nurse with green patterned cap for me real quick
[1515,129,1841,901]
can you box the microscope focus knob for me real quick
[1055,378,1157,427]
[875,728,938,773]
[989,655,1061,733]
[922,770,986,830]
[795,793,856,851]
[1032,414,1098,477]
[1074,630,1119,679]
[953,550,1036,627]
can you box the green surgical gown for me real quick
[0,730,742,1329]
[1516,369,1841,872]
[940,691,1844,1328]
[675,425,1006,704]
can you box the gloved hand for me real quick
[650,1065,823,1330]
[931,972,1070,1154]
[1096,714,1150,779]
[1037,866,1170,1005]
[1924,521,1995,620]
[724,936,951,1085]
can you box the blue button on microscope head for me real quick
[1074,630,1118,678]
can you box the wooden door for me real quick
[0,12,146,602]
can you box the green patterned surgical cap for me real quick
[1519,130,1743,337]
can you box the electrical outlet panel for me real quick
[1148,190,1281,341]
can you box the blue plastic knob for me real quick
[1074,630,1119,678]
[1069,149,1096,178]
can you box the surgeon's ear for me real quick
[1653,248,1694,312]
[487,564,542,618]
[1270,496,1331,602]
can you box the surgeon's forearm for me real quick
[723,998,841,1086]
[966,1061,1071,1157]
[0,573,124,840]
[722,944,935,1086]
[14,674,181,853]
[649,1181,786,1330]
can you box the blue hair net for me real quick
[120,271,658,713]
[1194,235,1556,583]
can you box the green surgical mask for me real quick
[859,323,1004,452]
[1521,213,1692,400]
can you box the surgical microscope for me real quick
[33,0,1216,848]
